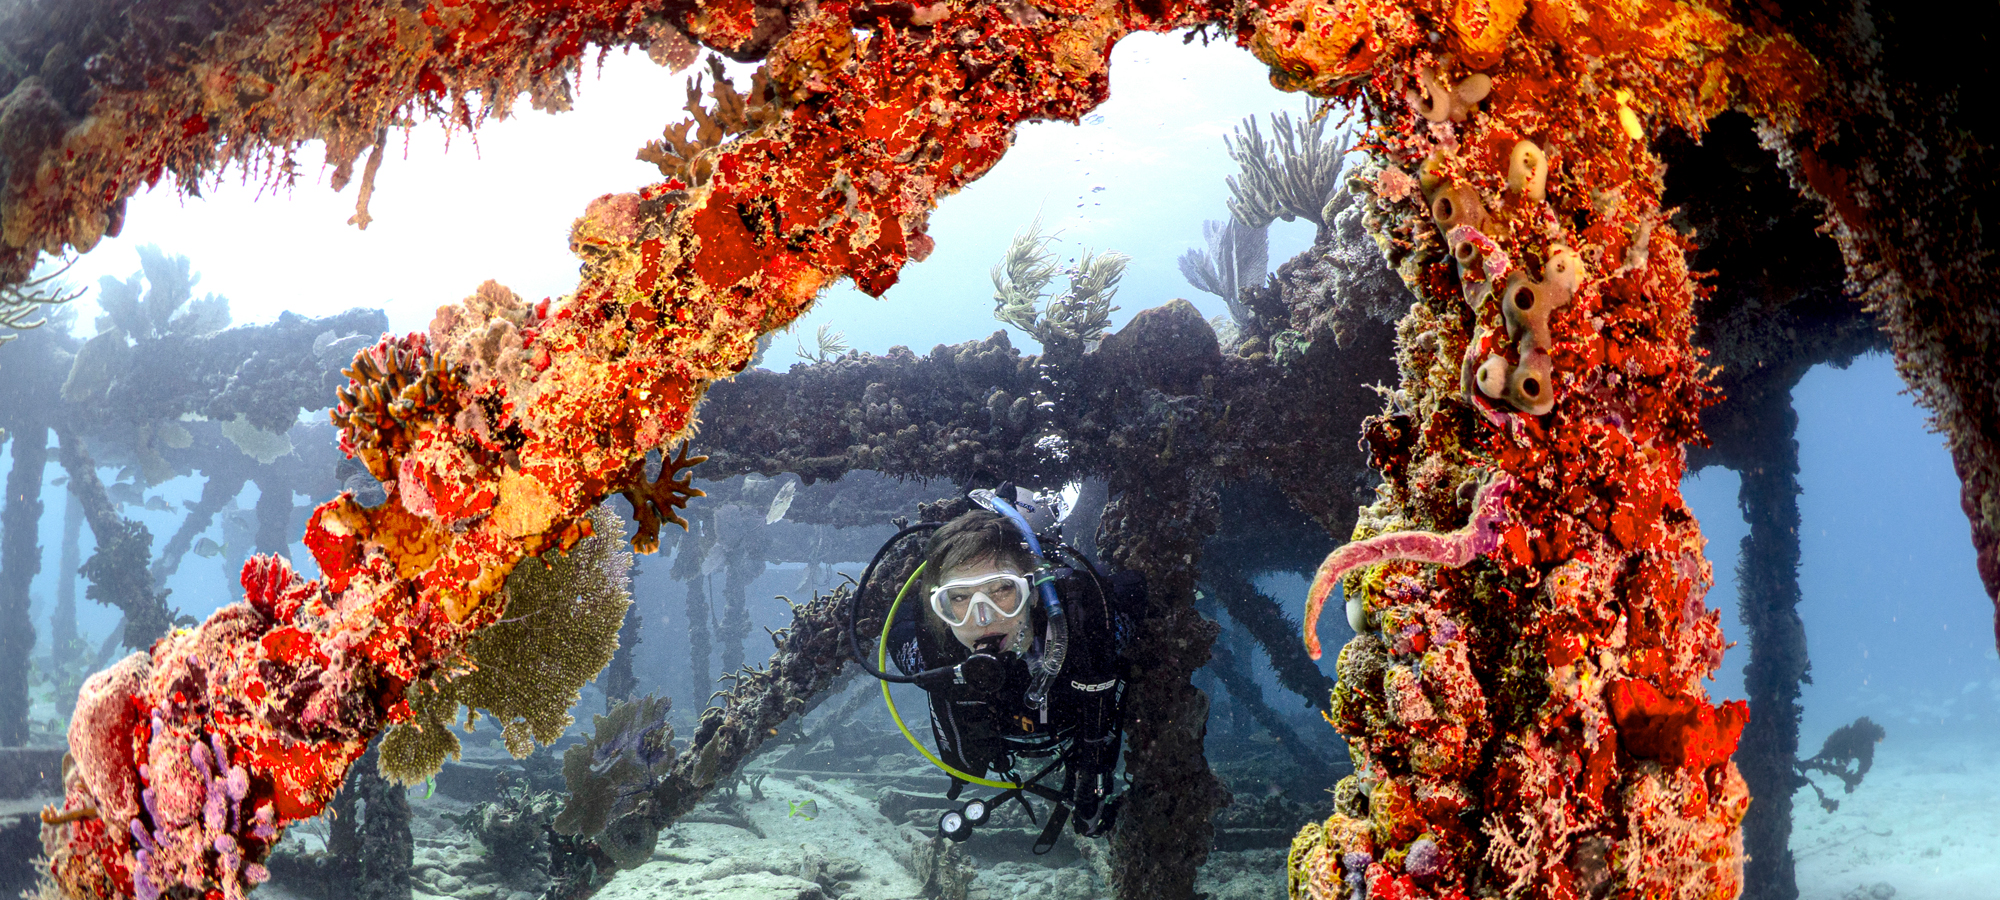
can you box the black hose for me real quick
[845,521,943,683]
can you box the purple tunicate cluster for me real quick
[1342,850,1373,899]
[1404,837,1445,880]
[129,811,159,900]
[1435,619,1461,644]
[245,804,277,886]
[130,720,266,900]
[131,717,170,900]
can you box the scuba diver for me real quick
[848,486,1137,847]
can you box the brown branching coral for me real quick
[331,336,464,484]
[379,505,634,783]
[615,442,707,555]
[638,56,783,189]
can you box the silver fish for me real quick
[765,480,797,524]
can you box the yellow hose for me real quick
[878,561,1018,790]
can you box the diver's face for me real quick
[936,556,1030,651]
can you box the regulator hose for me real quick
[844,521,943,684]
[875,563,1019,789]
[974,490,1068,710]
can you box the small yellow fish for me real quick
[788,799,818,820]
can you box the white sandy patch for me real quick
[596,775,926,900]
[1792,734,2000,899]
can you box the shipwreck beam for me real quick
[1754,0,1999,650]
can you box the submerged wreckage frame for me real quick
[2,1,1989,899]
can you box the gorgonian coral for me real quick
[637,56,784,189]
[378,504,634,783]
[550,693,674,851]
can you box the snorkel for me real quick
[969,488,1068,711]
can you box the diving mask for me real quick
[929,571,1031,628]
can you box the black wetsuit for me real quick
[888,566,1135,831]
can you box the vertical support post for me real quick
[0,421,48,746]
[673,512,715,702]
[1735,389,1807,900]
[1100,469,1228,900]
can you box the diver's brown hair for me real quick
[919,510,1035,642]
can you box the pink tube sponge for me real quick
[1303,474,1517,659]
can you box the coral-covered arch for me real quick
[19,1,1827,899]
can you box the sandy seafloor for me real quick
[1791,734,2000,900]
[382,762,1287,900]
[255,745,1289,900]
[238,731,1996,900]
